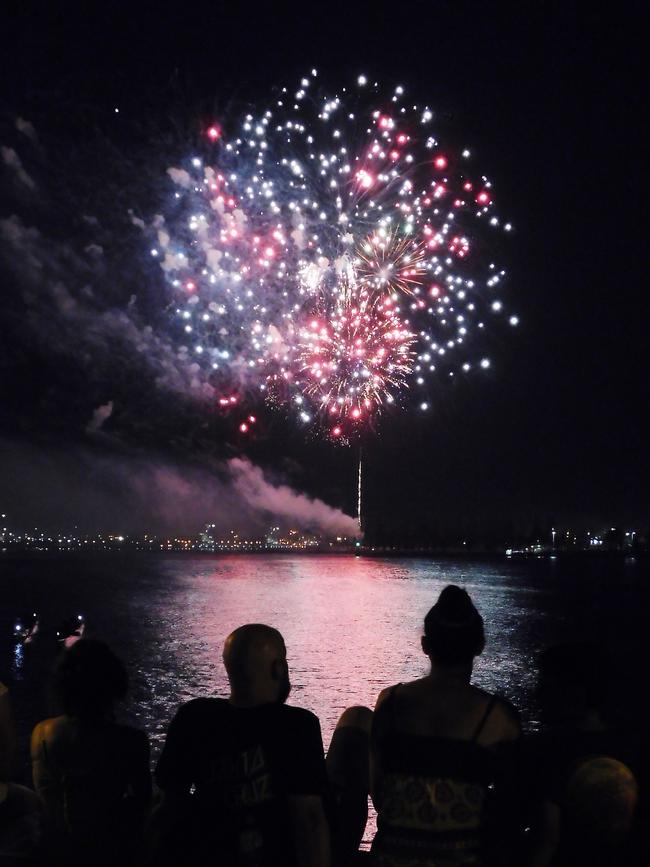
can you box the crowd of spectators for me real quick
[0,585,646,866]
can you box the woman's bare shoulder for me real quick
[374,677,429,709]
[473,690,522,743]
[31,716,67,753]
[32,715,75,741]
[374,684,397,710]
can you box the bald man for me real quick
[154,625,330,867]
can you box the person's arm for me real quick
[288,794,330,867]
[128,729,153,814]
[31,720,64,823]
[155,701,197,801]
[146,703,198,867]
[326,706,372,856]
[369,686,393,810]
[0,684,13,785]
[495,698,523,745]
[483,700,524,866]
[285,712,331,867]
[526,800,560,867]
[518,731,562,867]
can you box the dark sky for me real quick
[0,1,647,540]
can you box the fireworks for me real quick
[355,229,427,297]
[295,274,416,428]
[150,71,515,439]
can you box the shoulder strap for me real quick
[472,695,498,742]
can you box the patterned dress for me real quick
[371,689,500,867]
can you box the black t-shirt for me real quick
[155,698,326,866]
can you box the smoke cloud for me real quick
[0,117,357,538]
[1,145,36,189]
[0,439,357,538]
[0,212,216,400]
[228,457,358,537]
[86,401,114,434]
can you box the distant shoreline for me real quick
[1,548,647,562]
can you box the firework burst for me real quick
[149,71,516,439]
[295,274,416,434]
[355,229,427,298]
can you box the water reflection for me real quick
[127,555,547,749]
[12,641,24,678]
[2,553,646,848]
[2,553,642,775]
[128,555,549,850]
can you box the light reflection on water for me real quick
[1,553,645,845]
[128,556,547,747]
[0,553,612,751]
[12,641,24,678]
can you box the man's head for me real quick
[223,624,291,707]
[422,585,485,668]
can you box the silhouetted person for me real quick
[31,640,151,867]
[154,623,330,867]
[0,682,42,864]
[326,705,373,864]
[370,585,521,866]
[0,684,11,800]
[525,643,645,867]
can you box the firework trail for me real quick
[148,71,516,440]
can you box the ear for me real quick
[271,658,285,681]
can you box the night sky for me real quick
[1,1,647,542]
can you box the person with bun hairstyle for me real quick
[370,585,521,866]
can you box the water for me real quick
[1,553,647,845]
